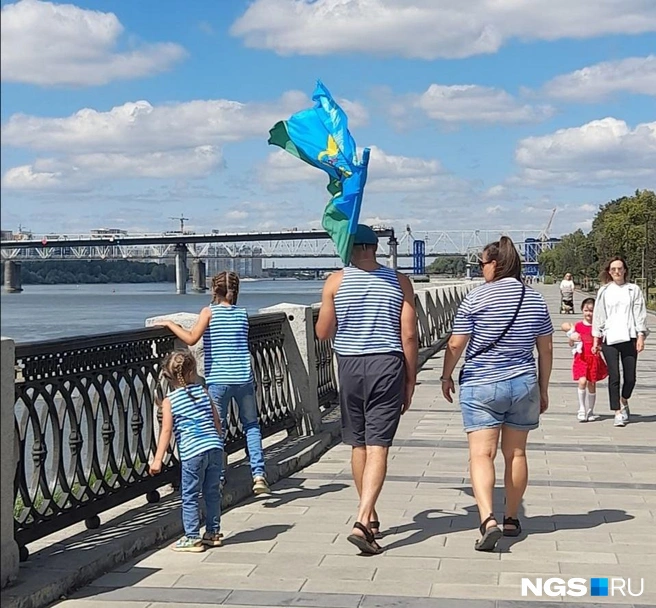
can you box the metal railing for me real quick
[12,314,297,557]
[312,308,339,411]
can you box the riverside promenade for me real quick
[25,286,656,606]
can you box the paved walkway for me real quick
[59,286,656,607]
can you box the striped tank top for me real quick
[168,384,223,461]
[203,304,253,385]
[333,265,404,356]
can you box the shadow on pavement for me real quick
[260,481,349,509]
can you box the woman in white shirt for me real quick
[592,257,648,427]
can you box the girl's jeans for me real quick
[180,447,223,538]
[208,382,266,479]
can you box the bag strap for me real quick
[465,283,526,363]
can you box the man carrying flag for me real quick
[270,81,418,555]
[315,224,418,554]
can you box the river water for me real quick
[0,280,325,343]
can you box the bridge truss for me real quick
[1,229,546,262]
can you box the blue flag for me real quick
[268,80,370,264]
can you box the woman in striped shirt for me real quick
[440,237,554,552]
[156,272,269,495]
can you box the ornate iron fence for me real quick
[13,328,178,556]
[12,313,297,559]
[312,308,338,411]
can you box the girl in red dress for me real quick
[565,298,608,422]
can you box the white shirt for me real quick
[597,282,637,344]
[559,279,574,295]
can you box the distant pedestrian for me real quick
[441,236,553,552]
[561,298,608,422]
[150,350,223,552]
[316,224,418,555]
[592,257,648,427]
[156,271,270,495]
[560,273,575,313]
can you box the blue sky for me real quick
[1,0,655,239]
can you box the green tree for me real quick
[538,189,655,288]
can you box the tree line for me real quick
[539,189,656,288]
[1,260,176,285]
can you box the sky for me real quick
[1,0,655,240]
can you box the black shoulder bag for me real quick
[459,284,526,384]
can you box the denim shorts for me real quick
[459,373,540,433]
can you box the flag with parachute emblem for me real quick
[268,81,370,264]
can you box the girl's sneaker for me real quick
[577,409,588,422]
[173,536,205,552]
[253,476,270,495]
[202,531,223,547]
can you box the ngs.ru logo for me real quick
[521,577,644,597]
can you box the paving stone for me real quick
[174,573,307,592]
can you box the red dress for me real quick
[572,322,608,382]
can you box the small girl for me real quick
[156,271,270,495]
[150,350,224,552]
[561,298,608,422]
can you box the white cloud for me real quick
[543,55,656,102]
[2,91,371,190]
[231,0,656,59]
[259,145,463,193]
[1,94,311,153]
[225,209,249,220]
[2,165,64,190]
[1,0,187,86]
[513,117,656,186]
[412,84,554,124]
[1,147,223,190]
[486,205,505,214]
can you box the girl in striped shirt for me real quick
[155,272,269,495]
[150,350,223,552]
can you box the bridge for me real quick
[1,227,556,293]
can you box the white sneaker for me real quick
[614,412,626,427]
[620,405,630,423]
[586,410,599,421]
[577,410,588,422]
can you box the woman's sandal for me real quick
[503,516,522,537]
[369,520,383,540]
[474,513,502,552]
[347,521,383,555]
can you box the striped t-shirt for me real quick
[453,278,553,386]
[203,304,253,385]
[168,384,223,461]
[333,265,404,356]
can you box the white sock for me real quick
[586,391,596,413]
[577,389,586,411]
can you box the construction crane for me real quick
[169,214,189,233]
[538,208,557,245]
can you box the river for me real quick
[0,280,325,343]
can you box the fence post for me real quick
[259,304,323,435]
[145,313,204,378]
[1,337,19,588]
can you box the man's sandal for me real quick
[503,516,522,537]
[369,520,383,540]
[347,522,383,554]
[474,513,502,552]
